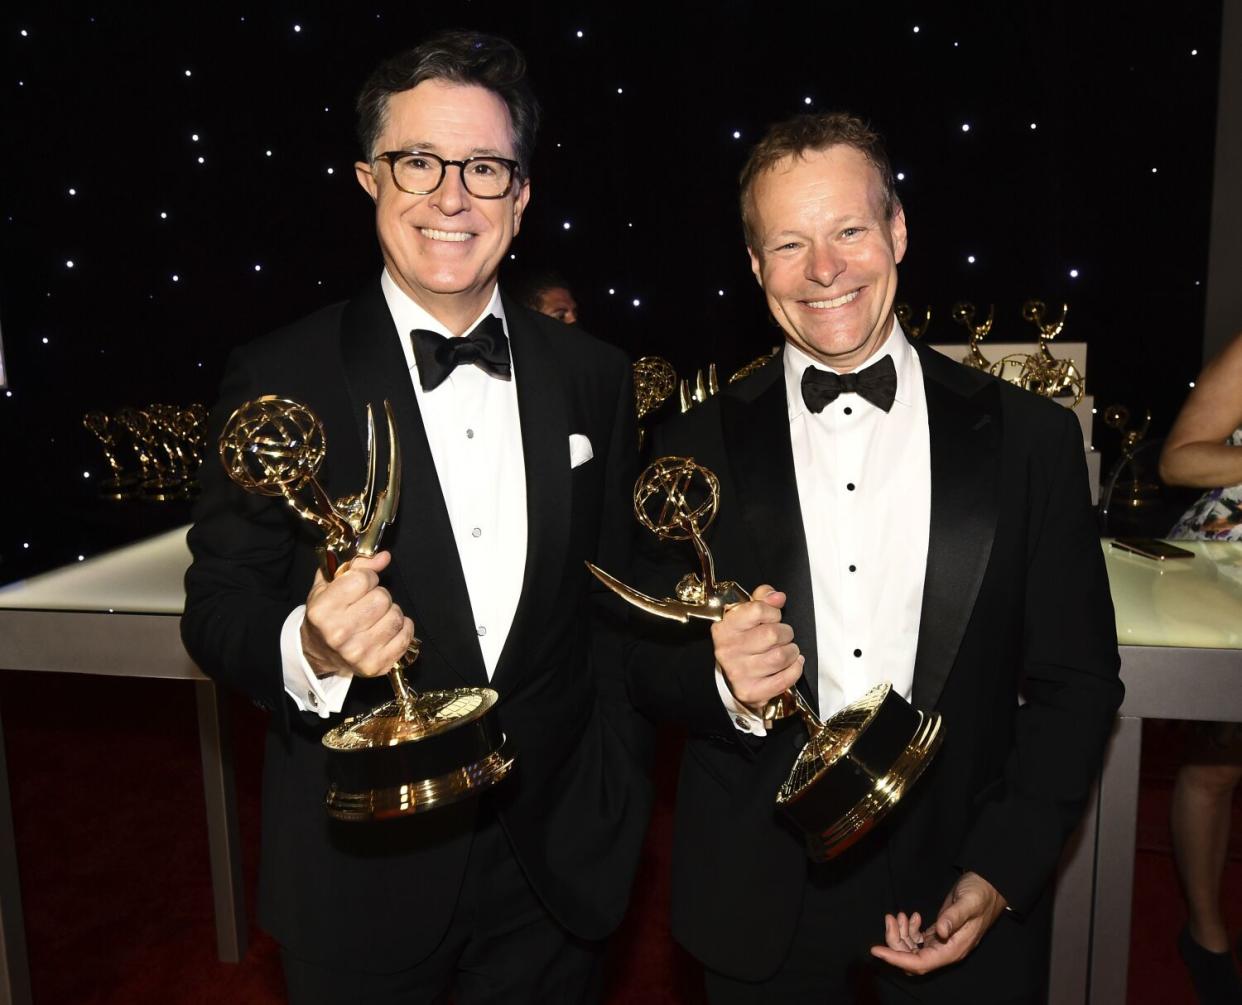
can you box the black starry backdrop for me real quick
[0,1,1224,582]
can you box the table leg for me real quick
[0,701,33,1005]
[194,680,248,962]
[1048,769,1100,1005]
[1088,715,1143,1004]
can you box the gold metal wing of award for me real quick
[587,456,943,861]
[219,396,513,821]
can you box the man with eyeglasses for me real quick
[181,30,652,1004]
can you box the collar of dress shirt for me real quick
[782,314,915,422]
[379,269,510,377]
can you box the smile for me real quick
[420,228,474,242]
[805,290,860,309]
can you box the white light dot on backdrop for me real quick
[576,29,584,38]
[1030,122,1038,130]
[1190,381,1196,388]
[68,187,76,196]
[718,289,725,296]
[896,171,905,181]
[254,264,262,272]
[632,299,641,307]
[562,221,571,230]
[1196,280,1202,286]
[556,142,562,148]
[78,555,85,562]
[1191,48,1198,55]
[65,260,74,268]
[912,25,920,33]
[803,96,812,105]
[22,543,29,549]
[4,391,11,397]
[191,133,199,142]
[265,150,272,157]
[82,471,90,479]
[323,106,329,112]
[616,87,623,94]
[184,69,192,77]
[326,167,334,175]
[41,337,48,344]
[293,24,301,32]
[172,274,179,282]
[732,130,741,139]
[1151,167,1158,174]
[197,156,205,164]
[508,253,516,260]
[954,41,959,47]
[159,211,167,219]
[967,255,976,264]
[961,123,971,132]
[608,288,615,295]
[627,222,633,228]
[20,29,28,36]
[1069,268,1079,278]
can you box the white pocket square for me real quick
[569,433,594,468]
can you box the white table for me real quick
[0,528,246,1005]
[1047,540,1242,1004]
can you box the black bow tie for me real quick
[409,315,511,392]
[800,354,898,414]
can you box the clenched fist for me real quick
[711,584,804,712]
[301,551,415,679]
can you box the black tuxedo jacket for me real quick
[181,280,653,972]
[629,339,1122,996]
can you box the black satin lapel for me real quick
[338,282,488,687]
[911,347,1001,710]
[719,370,819,712]
[490,305,570,690]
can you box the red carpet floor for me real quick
[1,671,1238,1003]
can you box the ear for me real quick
[890,203,908,264]
[747,245,765,288]
[512,178,532,236]
[355,160,379,203]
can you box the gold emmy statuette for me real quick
[219,396,513,821]
[895,303,932,340]
[1012,300,1084,406]
[586,456,943,860]
[728,347,780,385]
[633,356,678,449]
[1102,404,1159,509]
[952,302,995,373]
[679,364,719,413]
[83,411,139,500]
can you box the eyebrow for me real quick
[391,140,512,158]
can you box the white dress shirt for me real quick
[718,319,931,734]
[280,270,528,716]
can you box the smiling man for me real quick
[181,31,651,1004]
[628,112,1122,1003]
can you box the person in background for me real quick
[508,266,580,324]
[1161,329,1242,1005]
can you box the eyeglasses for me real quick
[374,150,521,199]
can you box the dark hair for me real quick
[356,30,541,174]
[505,266,573,311]
[739,112,898,247]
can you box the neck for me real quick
[389,270,495,336]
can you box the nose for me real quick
[431,164,471,216]
[806,242,846,287]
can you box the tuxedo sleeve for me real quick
[180,347,300,728]
[590,360,658,770]
[956,406,1122,914]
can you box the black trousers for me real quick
[282,807,604,1005]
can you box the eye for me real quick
[405,155,434,171]
[773,241,801,252]
[467,160,499,177]
[840,226,866,239]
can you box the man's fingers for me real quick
[749,584,785,608]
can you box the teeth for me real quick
[806,290,860,309]
[420,228,472,242]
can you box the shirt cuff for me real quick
[280,605,352,718]
[714,665,767,736]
